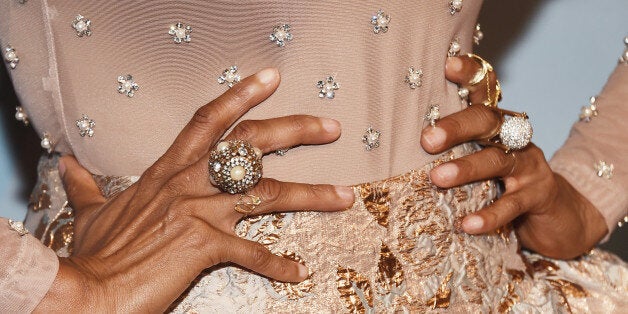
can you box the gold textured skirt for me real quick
[25,149,628,313]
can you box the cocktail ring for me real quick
[498,113,533,152]
[467,53,494,86]
[208,140,263,194]
[234,194,262,216]
[480,109,533,153]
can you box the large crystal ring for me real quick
[498,114,533,152]
[208,140,263,194]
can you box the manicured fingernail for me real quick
[423,127,446,149]
[335,186,355,203]
[462,215,484,233]
[297,263,309,279]
[321,118,340,133]
[432,163,458,183]
[446,56,463,71]
[58,159,66,177]
[257,68,278,84]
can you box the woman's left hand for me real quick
[420,56,608,259]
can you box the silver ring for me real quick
[498,114,533,152]
[208,140,263,194]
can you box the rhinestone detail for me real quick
[169,22,192,44]
[449,0,463,15]
[8,219,28,236]
[269,24,293,47]
[362,126,381,151]
[405,67,423,89]
[473,24,484,45]
[425,104,441,127]
[317,76,340,99]
[71,14,92,37]
[371,10,391,34]
[76,115,95,137]
[579,96,598,122]
[448,38,461,57]
[15,106,28,125]
[620,36,628,64]
[41,132,53,153]
[218,66,241,88]
[594,161,614,179]
[117,75,140,97]
[4,46,19,69]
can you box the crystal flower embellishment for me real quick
[76,115,95,137]
[405,67,423,89]
[371,10,391,34]
[41,132,53,153]
[71,14,92,37]
[579,96,598,122]
[218,66,241,88]
[449,0,463,15]
[117,75,140,97]
[594,161,614,179]
[317,76,340,99]
[448,38,461,57]
[4,46,19,69]
[425,104,440,127]
[15,106,28,125]
[169,23,192,44]
[362,126,381,151]
[269,24,293,47]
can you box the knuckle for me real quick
[228,82,255,105]
[163,176,186,198]
[308,184,334,199]
[255,179,282,203]
[289,116,308,133]
[505,197,526,216]
[250,244,273,268]
[485,149,510,170]
[232,120,259,140]
[191,105,219,128]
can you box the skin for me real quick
[35,68,355,312]
[421,56,608,259]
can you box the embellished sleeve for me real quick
[549,44,628,241]
[0,218,59,313]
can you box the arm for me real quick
[550,62,628,240]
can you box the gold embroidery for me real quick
[506,268,525,283]
[376,243,404,292]
[269,251,315,300]
[425,271,453,309]
[29,183,52,212]
[43,206,74,255]
[497,283,519,313]
[359,183,390,228]
[533,259,560,273]
[548,279,588,298]
[336,266,374,313]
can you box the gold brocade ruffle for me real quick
[25,150,628,313]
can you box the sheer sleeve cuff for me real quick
[0,218,59,313]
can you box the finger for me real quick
[445,56,497,105]
[224,115,341,153]
[223,236,309,282]
[59,155,106,212]
[190,179,354,222]
[461,189,534,234]
[144,68,280,183]
[430,147,515,188]
[421,104,501,153]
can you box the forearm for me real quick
[550,62,628,241]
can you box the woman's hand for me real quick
[35,68,355,312]
[420,56,608,259]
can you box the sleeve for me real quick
[0,218,59,313]
[549,60,628,241]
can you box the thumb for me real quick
[59,155,106,213]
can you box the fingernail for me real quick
[297,263,309,279]
[462,215,484,233]
[257,68,278,85]
[335,186,355,203]
[422,127,446,149]
[446,57,463,71]
[432,163,458,183]
[58,159,66,177]
[321,118,340,133]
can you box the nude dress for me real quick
[1,1,627,312]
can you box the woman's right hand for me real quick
[35,68,355,312]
